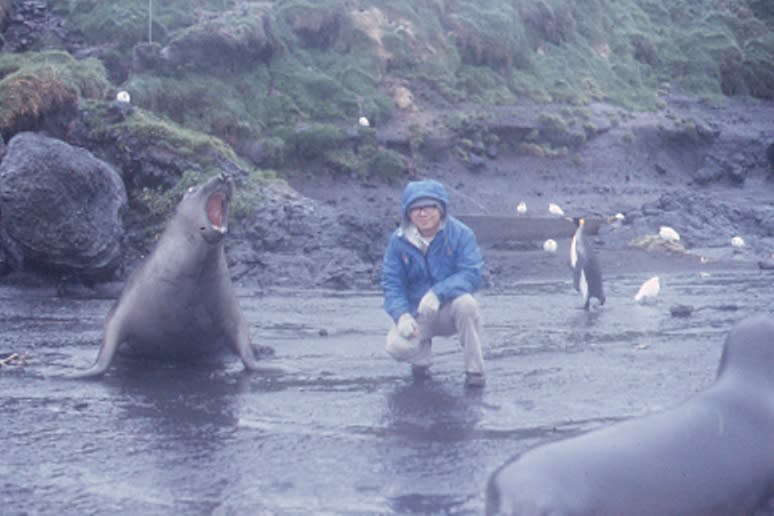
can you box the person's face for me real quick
[409,204,442,237]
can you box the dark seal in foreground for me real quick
[70,173,266,378]
[486,315,774,515]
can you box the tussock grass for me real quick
[4,0,770,183]
[0,51,108,137]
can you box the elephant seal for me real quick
[71,173,265,378]
[486,315,774,515]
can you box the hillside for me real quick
[1,1,773,288]
[2,1,773,174]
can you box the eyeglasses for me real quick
[409,205,439,214]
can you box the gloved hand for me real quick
[397,313,418,338]
[417,290,440,317]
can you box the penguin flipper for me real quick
[572,255,587,292]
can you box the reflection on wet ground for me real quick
[1,270,772,513]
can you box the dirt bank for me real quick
[281,94,774,290]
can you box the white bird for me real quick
[730,236,745,248]
[548,203,564,216]
[658,225,680,242]
[516,201,528,215]
[116,90,131,103]
[608,212,625,223]
[634,276,660,304]
[543,239,557,253]
[358,116,370,127]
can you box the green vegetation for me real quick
[55,1,772,126]
[72,99,269,236]
[57,0,774,119]
[76,99,245,175]
[0,51,108,137]
[4,0,773,183]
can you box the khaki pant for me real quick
[385,294,484,374]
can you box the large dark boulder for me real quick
[0,132,127,277]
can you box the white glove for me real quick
[417,290,440,317]
[397,313,418,338]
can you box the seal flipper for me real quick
[67,304,127,378]
[231,311,263,371]
[228,311,280,372]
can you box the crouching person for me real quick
[381,179,485,388]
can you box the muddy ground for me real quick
[2,258,773,513]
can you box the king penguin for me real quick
[569,217,605,310]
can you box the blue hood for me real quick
[400,179,449,222]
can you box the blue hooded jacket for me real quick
[381,179,483,322]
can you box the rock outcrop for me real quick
[0,132,127,277]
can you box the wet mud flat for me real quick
[1,268,772,514]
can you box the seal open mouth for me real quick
[207,191,228,232]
